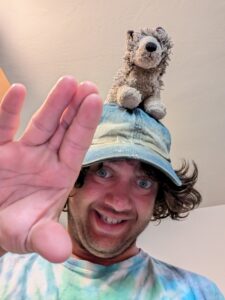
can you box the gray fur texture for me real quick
[105,27,173,120]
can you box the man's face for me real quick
[68,159,158,264]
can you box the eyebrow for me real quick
[102,160,151,176]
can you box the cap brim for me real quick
[83,143,182,186]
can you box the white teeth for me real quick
[101,215,123,225]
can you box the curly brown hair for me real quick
[142,160,202,221]
[65,159,201,221]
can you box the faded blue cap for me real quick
[83,104,181,186]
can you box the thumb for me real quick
[27,221,72,263]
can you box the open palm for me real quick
[0,77,102,262]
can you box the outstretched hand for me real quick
[0,76,102,262]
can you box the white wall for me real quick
[138,205,225,294]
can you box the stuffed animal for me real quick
[105,27,173,120]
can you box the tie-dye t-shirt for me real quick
[0,250,224,300]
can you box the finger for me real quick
[0,84,26,144]
[59,93,102,173]
[20,76,78,146]
[28,221,72,263]
[48,81,99,151]
[62,81,99,129]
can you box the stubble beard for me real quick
[67,209,152,259]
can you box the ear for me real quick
[127,30,134,40]
[155,27,166,34]
[155,27,167,39]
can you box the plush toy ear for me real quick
[127,30,134,40]
[155,27,166,33]
[155,27,168,40]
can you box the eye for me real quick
[137,178,153,189]
[96,167,111,179]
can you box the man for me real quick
[0,77,224,299]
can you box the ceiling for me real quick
[1,0,225,208]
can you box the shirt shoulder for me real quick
[150,255,225,299]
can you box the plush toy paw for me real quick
[144,98,166,120]
[117,86,142,109]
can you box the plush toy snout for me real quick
[133,35,162,69]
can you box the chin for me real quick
[85,238,137,260]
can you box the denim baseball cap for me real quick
[83,104,181,186]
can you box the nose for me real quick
[105,183,133,213]
[145,42,157,52]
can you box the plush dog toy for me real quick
[105,27,173,120]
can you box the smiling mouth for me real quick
[96,211,125,225]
